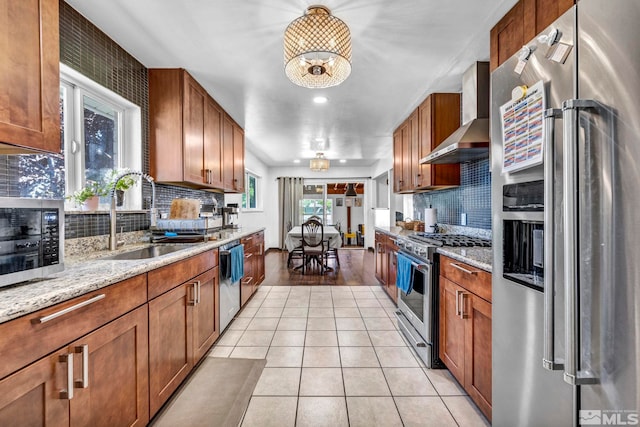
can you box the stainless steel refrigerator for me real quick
[491,0,640,425]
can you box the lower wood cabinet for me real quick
[0,246,228,425]
[439,256,492,421]
[240,231,265,307]
[148,252,219,415]
[374,231,398,304]
[0,305,149,427]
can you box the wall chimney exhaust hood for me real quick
[420,61,490,164]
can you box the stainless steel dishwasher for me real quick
[219,240,241,331]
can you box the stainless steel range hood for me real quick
[420,62,490,164]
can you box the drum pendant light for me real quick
[284,5,352,89]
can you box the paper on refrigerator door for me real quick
[500,80,546,173]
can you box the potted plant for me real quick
[68,180,109,211]
[105,169,138,207]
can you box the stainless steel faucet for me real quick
[109,171,158,250]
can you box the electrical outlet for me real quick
[461,213,467,226]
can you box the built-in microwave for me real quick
[0,198,64,288]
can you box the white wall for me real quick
[224,149,278,248]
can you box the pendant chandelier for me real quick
[284,5,352,89]
[345,183,357,197]
[309,153,330,172]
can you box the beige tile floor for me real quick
[208,285,490,427]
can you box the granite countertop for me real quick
[435,247,492,273]
[0,227,265,324]
[375,226,493,273]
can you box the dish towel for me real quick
[396,253,414,294]
[230,244,245,283]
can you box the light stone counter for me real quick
[436,247,492,273]
[0,227,264,324]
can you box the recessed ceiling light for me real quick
[339,159,347,163]
[313,96,328,104]
[293,159,300,163]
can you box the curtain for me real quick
[278,177,304,250]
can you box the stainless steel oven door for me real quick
[396,251,432,344]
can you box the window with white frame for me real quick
[242,171,261,211]
[60,64,142,210]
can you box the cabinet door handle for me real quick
[74,344,89,389]
[455,290,461,317]
[34,294,106,324]
[196,280,201,304]
[450,263,478,275]
[59,353,74,400]
[189,282,198,306]
[459,292,467,319]
[245,253,253,258]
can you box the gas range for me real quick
[395,233,491,261]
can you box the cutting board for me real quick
[169,199,200,219]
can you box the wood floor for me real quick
[262,248,379,286]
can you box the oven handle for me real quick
[395,252,431,272]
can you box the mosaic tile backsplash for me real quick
[0,1,225,240]
[413,158,491,230]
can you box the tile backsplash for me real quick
[0,0,225,240]
[413,158,491,230]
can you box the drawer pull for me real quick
[245,253,253,258]
[59,353,74,400]
[450,263,478,275]
[34,294,106,324]
[74,344,89,388]
[242,276,253,285]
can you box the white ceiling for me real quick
[66,0,517,168]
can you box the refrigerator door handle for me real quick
[561,99,601,386]
[542,108,564,371]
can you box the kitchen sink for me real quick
[101,244,195,261]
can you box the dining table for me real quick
[285,225,342,252]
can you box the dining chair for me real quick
[301,218,328,274]
[286,220,304,268]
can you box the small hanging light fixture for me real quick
[309,152,330,172]
[284,5,352,89]
[345,183,357,197]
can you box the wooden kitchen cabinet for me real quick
[204,98,224,188]
[416,94,461,189]
[148,282,193,415]
[393,93,461,193]
[240,231,264,307]
[149,68,244,191]
[0,0,60,154]
[374,231,398,304]
[439,255,492,421]
[385,236,398,304]
[393,129,403,193]
[0,305,149,427]
[0,348,70,426]
[148,249,219,415]
[375,232,387,285]
[233,125,245,193]
[193,266,221,362]
[490,0,574,71]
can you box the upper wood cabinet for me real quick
[392,128,403,193]
[393,93,461,193]
[0,0,60,154]
[416,93,461,189]
[220,113,244,193]
[233,124,245,193]
[149,68,244,191]
[490,0,574,71]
